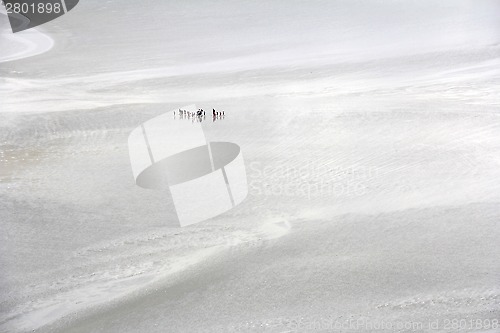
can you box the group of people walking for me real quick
[174,108,225,122]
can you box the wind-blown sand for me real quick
[1,1,499,332]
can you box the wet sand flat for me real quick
[1,1,500,332]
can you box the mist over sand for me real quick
[1,1,500,332]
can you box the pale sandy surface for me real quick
[1,1,500,332]
[0,9,53,65]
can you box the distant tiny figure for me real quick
[174,107,226,123]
